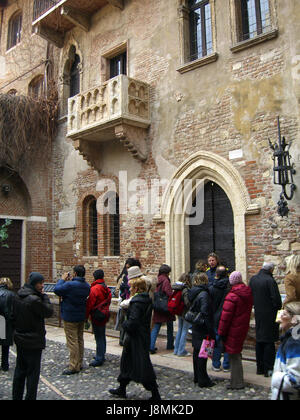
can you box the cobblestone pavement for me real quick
[0,340,271,401]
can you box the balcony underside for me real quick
[33,0,124,48]
[72,122,149,172]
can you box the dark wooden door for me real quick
[0,219,22,290]
[189,181,235,272]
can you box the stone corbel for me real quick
[73,139,102,172]
[114,123,148,162]
[61,6,90,32]
[34,23,65,48]
[107,0,124,10]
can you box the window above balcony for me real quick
[32,0,124,48]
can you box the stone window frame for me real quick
[177,0,218,74]
[230,0,278,53]
[82,195,98,257]
[102,191,121,258]
[28,74,45,99]
[100,41,128,84]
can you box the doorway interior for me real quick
[189,181,235,273]
[0,218,23,290]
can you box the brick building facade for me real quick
[0,0,299,289]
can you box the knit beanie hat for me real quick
[93,269,104,280]
[128,266,143,280]
[28,272,44,287]
[229,271,243,286]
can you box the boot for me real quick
[149,386,161,401]
[109,386,127,399]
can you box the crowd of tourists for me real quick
[0,253,300,400]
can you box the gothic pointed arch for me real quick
[158,151,260,281]
[60,42,83,114]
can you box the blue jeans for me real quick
[150,322,174,351]
[212,330,230,370]
[174,317,191,356]
[92,324,106,363]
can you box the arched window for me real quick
[28,75,44,99]
[83,196,98,256]
[61,45,81,114]
[103,193,120,256]
[7,11,22,50]
[7,89,17,95]
[70,52,80,98]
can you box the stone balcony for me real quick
[32,0,124,48]
[67,75,150,168]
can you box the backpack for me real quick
[167,289,184,316]
[92,286,111,323]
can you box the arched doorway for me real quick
[189,181,235,273]
[159,151,260,282]
[0,167,32,290]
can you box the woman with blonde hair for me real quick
[271,301,300,400]
[0,277,15,371]
[109,268,161,400]
[188,272,215,387]
[284,255,300,306]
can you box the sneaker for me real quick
[223,367,230,372]
[178,352,191,357]
[211,365,221,372]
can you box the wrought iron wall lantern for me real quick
[269,117,297,217]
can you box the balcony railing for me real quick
[33,0,59,22]
[67,75,150,139]
[67,75,150,164]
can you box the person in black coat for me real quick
[188,273,215,388]
[12,272,53,400]
[209,266,231,372]
[249,262,282,377]
[0,277,15,371]
[109,277,160,400]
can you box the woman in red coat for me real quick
[218,271,253,389]
[150,265,175,354]
[86,269,112,367]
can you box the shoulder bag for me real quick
[153,283,169,314]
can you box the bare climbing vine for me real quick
[0,80,58,172]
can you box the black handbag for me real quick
[153,284,169,314]
[184,298,204,326]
